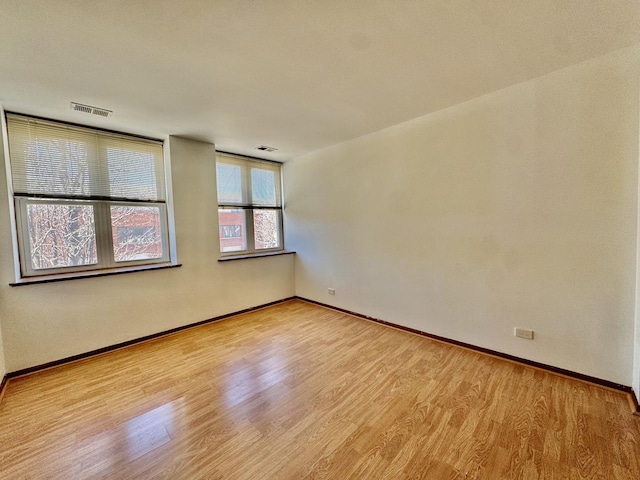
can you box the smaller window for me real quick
[216,153,283,256]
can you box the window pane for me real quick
[219,209,247,252]
[26,203,97,269]
[217,163,245,204]
[251,168,277,206]
[111,206,163,262]
[23,139,91,197]
[106,147,160,200]
[254,209,281,250]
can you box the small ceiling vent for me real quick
[254,145,278,152]
[70,102,112,118]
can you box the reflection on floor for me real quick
[1,299,639,479]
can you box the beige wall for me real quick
[0,110,9,379]
[0,320,5,380]
[1,46,639,395]
[285,45,640,386]
[635,70,640,397]
[0,135,295,372]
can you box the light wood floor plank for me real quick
[1,299,639,479]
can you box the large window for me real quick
[6,113,171,278]
[216,153,283,255]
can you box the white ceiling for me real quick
[1,1,639,162]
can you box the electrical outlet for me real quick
[514,328,534,340]
[328,288,335,295]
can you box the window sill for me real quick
[218,250,295,262]
[9,263,182,286]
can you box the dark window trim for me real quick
[218,204,281,210]
[218,250,295,262]
[10,263,181,286]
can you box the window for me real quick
[6,113,171,278]
[216,153,283,255]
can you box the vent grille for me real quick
[70,102,112,118]
[255,145,278,152]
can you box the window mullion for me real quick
[277,208,284,250]
[244,163,252,206]
[246,208,256,253]
[15,198,32,276]
[245,168,255,253]
[85,130,111,268]
[94,202,114,268]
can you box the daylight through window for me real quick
[216,153,283,255]
[6,113,171,277]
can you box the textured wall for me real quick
[285,46,640,386]
[0,135,294,372]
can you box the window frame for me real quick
[4,112,174,281]
[216,152,284,257]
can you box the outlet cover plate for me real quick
[515,328,534,340]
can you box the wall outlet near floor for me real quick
[514,327,534,340]
[328,288,335,295]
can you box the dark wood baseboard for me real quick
[7,297,295,380]
[0,374,7,401]
[296,296,640,413]
[5,295,640,414]
[631,389,640,416]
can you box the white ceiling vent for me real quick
[254,145,278,152]
[70,102,112,118]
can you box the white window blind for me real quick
[7,113,165,202]
[216,153,282,208]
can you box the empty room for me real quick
[1,1,640,478]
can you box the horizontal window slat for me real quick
[7,113,166,202]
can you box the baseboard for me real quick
[5,295,639,415]
[7,296,295,380]
[296,296,638,408]
[631,389,640,415]
[0,374,8,402]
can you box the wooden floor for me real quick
[0,299,639,479]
